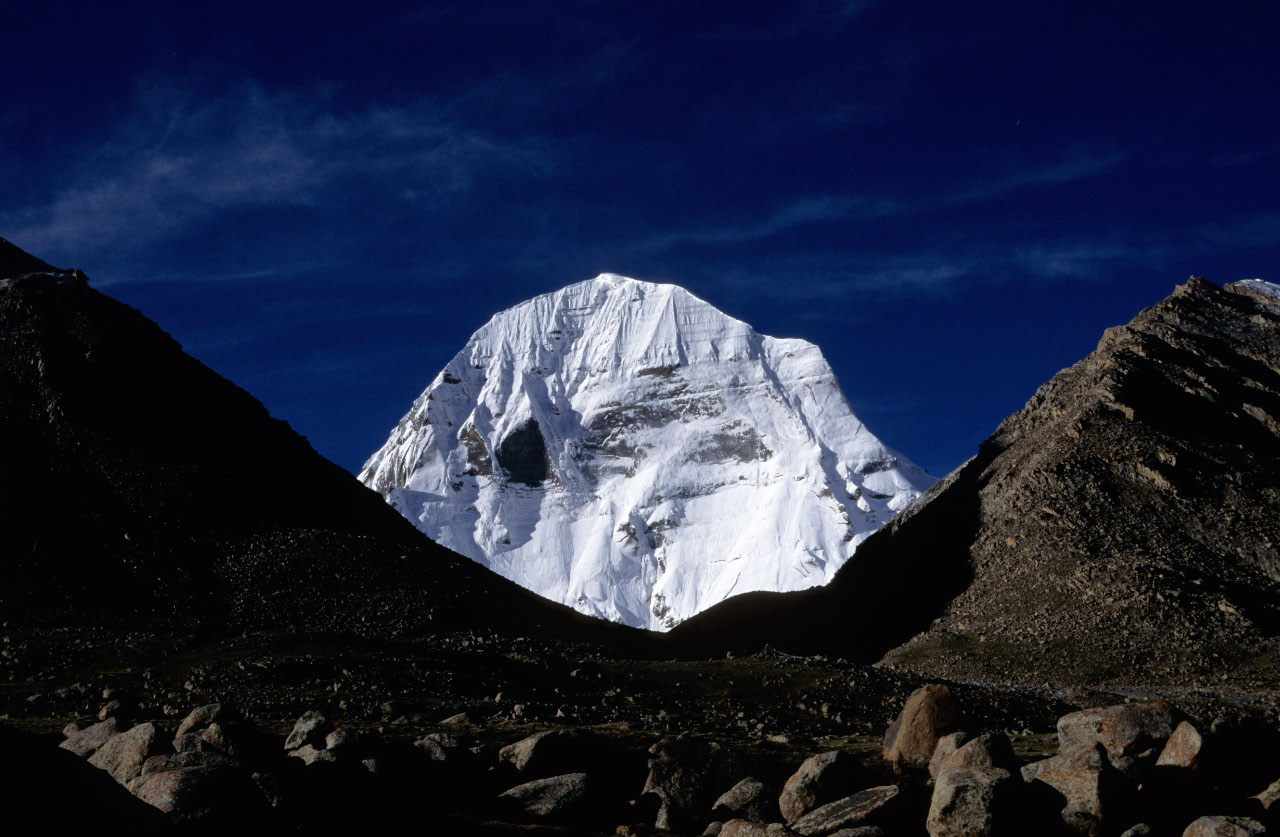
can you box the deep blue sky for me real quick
[5,1,1279,477]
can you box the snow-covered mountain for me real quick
[360,274,934,630]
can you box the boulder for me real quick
[643,735,743,834]
[720,821,800,837]
[1253,778,1280,811]
[883,684,959,771]
[926,766,1013,837]
[497,772,589,820]
[287,743,336,766]
[498,728,605,777]
[1024,742,1128,837]
[173,733,205,754]
[1057,702,1177,777]
[1120,826,1153,837]
[324,728,364,759]
[141,751,235,775]
[88,722,162,784]
[98,698,133,721]
[126,755,265,822]
[1157,721,1205,770]
[174,702,236,738]
[789,786,902,836]
[945,732,1018,773]
[1182,816,1267,836]
[201,722,236,755]
[59,718,123,758]
[780,751,862,822]
[414,731,460,762]
[126,773,192,819]
[930,732,971,779]
[714,777,777,823]
[283,710,330,751]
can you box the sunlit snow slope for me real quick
[360,275,934,630]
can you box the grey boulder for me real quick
[88,722,162,784]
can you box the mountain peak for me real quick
[592,272,641,285]
[582,273,684,300]
[454,275,761,379]
[362,274,933,630]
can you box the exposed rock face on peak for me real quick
[675,277,1280,690]
[361,274,933,630]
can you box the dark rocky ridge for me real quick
[675,277,1280,692]
[0,237,642,672]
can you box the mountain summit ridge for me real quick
[362,273,933,629]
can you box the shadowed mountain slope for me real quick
[0,238,641,655]
[673,277,1280,691]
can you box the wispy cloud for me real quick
[633,144,1124,263]
[1198,212,1280,249]
[944,146,1127,206]
[695,257,960,311]
[1009,241,1163,279]
[693,236,1164,317]
[1,79,554,273]
[870,239,1164,289]
[451,41,639,121]
[640,194,894,251]
[702,0,873,42]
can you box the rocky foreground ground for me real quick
[3,629,1279,835]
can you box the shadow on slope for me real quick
[664,446,984,660]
